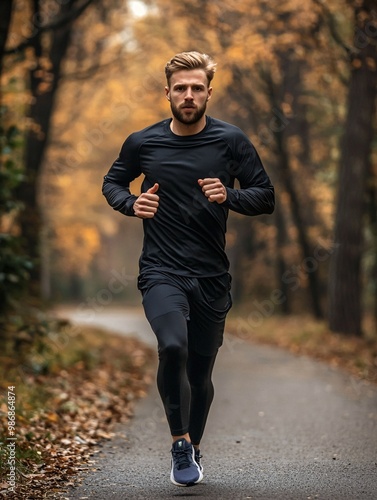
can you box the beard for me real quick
[170,101,207,125]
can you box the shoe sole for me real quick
[170,469,203,487]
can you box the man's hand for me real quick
[198,178,227,204]
[133,183,159,218]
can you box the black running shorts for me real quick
[138,271,232,356]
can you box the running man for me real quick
[102,51,275,487]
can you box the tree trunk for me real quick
[16,0,88,295]
[275,205,291,315]
[328,0,377,335]
[279,53,323,317]
[274,120,323,319]
[264,67,324,319]
[227,214,256,305]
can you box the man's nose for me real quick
[184,88,194,100]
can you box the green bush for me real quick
[0,121,33,317]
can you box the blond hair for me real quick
[165,51,217,86]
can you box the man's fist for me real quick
[198,178,227,204]
[133,183,160,218]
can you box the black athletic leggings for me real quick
[151,311,218,445]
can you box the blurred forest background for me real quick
[2,2,377,493]
[1,0,377,338]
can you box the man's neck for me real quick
[170,116,207,136]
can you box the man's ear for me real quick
[165,86,170,100]
[207,87,213,101]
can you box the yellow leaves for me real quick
[45,412,60,424]
[275,32,301,48]
[281,99,294,118]
[226,45,245,64]
[366,57,377,71]
[215,67,233,90]
[100,216,118,237]
[54,224,100,276]
[225,31,275,65]
[352,58,363,69]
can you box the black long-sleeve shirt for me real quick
[102,116,275,277]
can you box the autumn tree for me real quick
[1,0,98,300]
[2,0,138,302]
[38,1,142,299]
[328,0,377,335]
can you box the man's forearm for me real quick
[102,177,138,216]
[224,185,275,216]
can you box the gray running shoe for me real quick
[170,438,203,487]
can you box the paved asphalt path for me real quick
[59,308,377,500]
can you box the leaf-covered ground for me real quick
[0,324,155,499]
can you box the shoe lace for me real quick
[172,448,193,470]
